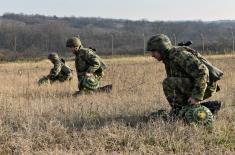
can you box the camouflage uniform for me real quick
[147,34,220,114]
[38,53,72,85]
[162,47,219,108]
[74,47,106,91]
[66,37,106,92]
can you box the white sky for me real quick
[0,0,234,21]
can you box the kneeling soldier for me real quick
[66,37,111,95]
[146,34,223,127]
[38,53,73,85]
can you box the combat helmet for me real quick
[183,105,214,127]
[38,76,50,86]
[81,75,99,90]
[48,52,59,61]
[146,34,172,53]
[66,37,82,48]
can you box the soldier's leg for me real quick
[57,73,72,82]
[163,77,193,110]
[49,78,58,84]
[73,80,87,97]
[74,76,94,96]
[147,77,193,121]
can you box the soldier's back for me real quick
[164,47,196,78]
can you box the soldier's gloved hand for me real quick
[85,72,93,77]
[188,97,200,105]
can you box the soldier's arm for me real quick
[48,60,62,79]
[84,50,101,73]
[173,51,209,101]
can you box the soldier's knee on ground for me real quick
[163,77,193,107]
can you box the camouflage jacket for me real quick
[48,59,72,79]
[162,46,210,100]
[74,48,106,80]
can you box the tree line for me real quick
[0,13,235,60]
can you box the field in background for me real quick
[0,55,234,154]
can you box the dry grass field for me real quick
[0,54,234,154]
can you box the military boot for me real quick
[200,100,221,115]
[72,90,86,97]
[97,84,112,93]
[169,106,183,120]
[148,109,169,121]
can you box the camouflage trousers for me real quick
[163,77,217,109]
[38,73,72,85]
[52,73,72,83]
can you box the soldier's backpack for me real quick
[60,58,73,75]
[196,53,223,82]
[88,48,107,73]
[177,42,224,82]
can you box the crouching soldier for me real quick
[38,53,73,85]
[66,37,112,96]
[146,34,223,127]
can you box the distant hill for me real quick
[0,13,235,60]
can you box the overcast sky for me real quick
[0,0,234,21]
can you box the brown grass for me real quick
[0,55,234,154]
